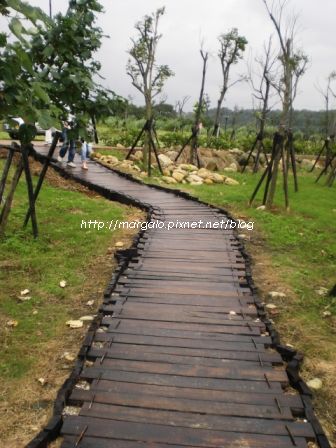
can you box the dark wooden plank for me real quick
[94,359,288,383]
[61,416,308,448]
[81,368,283,393]
[77,402,312,437]
[71,389,293,419]
[92,340,280,363]
[87,380,302,408]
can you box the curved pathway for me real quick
[32,147,328,448]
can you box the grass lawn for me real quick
[0,157,142,445]
[147,168,336,441]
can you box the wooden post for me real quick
[24,132,61,227]
[0,145,15,205]
[21,144,38,238]
[0,160,24,237]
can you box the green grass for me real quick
[0,162,131,379]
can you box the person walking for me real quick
[81,139,93,170]
[57,120,77,167]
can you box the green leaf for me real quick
[32,82,50,103]
[9,18,23,39]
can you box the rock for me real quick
[172,171,185,182]
[18,295,31,302]
[66,320,83,329]
[37,377,46,386]
[139,172,147,178]
[265,303,277,310]
[86,300,94,307]
[178,163,199,172]
[229,148,244,156]
[115,241,124,248]
[162,168,172,176]
[322,310,332,318]
[133,165,141,172]
[79,315,95,322]
[6,320,18,328]
[224,177,239,186]
[186,174,204,184]
[224,162,238,172]
[300,159,314,170]
[257,205,266,211]
[268,291,286,300]
[133,150,143,161]
[203,158,218,171]
[189,181,203,186]
[158,154,173,168]
[165,150,178,161]
[315,287,328,297]
[59,280,67,288]
[106,155,119,164]
[116,143,125,149]
[307,378,323,390]
[204,178,214,185]
[210,173,224,183]
[20,288,30,296]
[197,168,211,179]
[62,352,76,362]
[162,176,177,184]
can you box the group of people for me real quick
[57,120,93,170]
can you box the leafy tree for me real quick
[213,28,247,136]
[0,0,119,141]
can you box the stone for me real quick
[86,300,94,307]
[59,280,67,288]
[116,143,125,149]
[133,150,143,161]
[203,158,218,171]
[229,148,244,156]
[21,289,30,296]
[265,303,277,310]
[223,167,236,173]
[268,291,286,300]
[197,168,211,179]
[162,176,177,184]
[189,181,203,186]
[224,177,239,186]
[322,310,332,318]
[204,178,214,185]
[208,173,224,183]
[186,174,204,184]
[115,241,124,248]
[66,320,83,329]
[178,163,199,172]
[106,155,119,164]
[257,205,266,211]
[79,315,95,322]
[172,171,185,182]
[158,154,173,168]
[307,378,323,390]
[165,150,178,161]
[315,287,328,296]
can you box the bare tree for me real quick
[175,96,191,118]
[318,71,336,136]
[262,0,308,207]
[213,28,248,136]
[126,7,174,167]
[244,37,277,172]
[174,49,208,166]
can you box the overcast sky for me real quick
[28,1,336,111]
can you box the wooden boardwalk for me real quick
[33,147,326,448]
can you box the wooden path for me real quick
[32,147,328,448]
